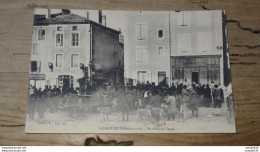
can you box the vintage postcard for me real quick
[25,9,236,133]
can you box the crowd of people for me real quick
[27,85,77,120]
[27,79,231,123]
[119,79,226,122]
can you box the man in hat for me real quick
[189,89,200,117]
[165,91,177,121]
[212,85,222,108]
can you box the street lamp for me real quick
[48,62,53,72]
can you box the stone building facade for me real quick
[124,11,171,86]
[30,9,123,89]
[124,10,225,86]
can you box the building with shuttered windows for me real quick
[30,9,123,89]
[124,10,226,86]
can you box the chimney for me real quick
[102,15,106,26]
[98,10,102,24]
[62,9,71,15]
[47,9,51,19]
[86,11,89,20]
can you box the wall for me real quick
[91,24,123,86]
[30,24,91,88]
[170,10,224,85]
[124,11,171,85]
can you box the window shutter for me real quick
[31,61,37,72]
[37,61,41,73]
[143,47,148,64]
[147,71,152,83]
[136,47,141,63]
[135,24,141,40]
[142,24,148,39]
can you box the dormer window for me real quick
[57,26,63,31]
[72,26,78,31]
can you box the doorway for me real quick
[58,75,73,88]
[58,75,73,95]
[63,78,70,89]
[158,71,166,84]
[192,72,199,84]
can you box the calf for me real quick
[136,107,151,121]
[179,103,187,122]
[97,107,113,121]
[146,105,167,125]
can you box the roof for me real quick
[34,13,90,26]
[34,12,120,34]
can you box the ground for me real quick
[25,106,236,133]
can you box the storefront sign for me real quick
[29,74,46,80]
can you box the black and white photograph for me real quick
[25,8,236,133]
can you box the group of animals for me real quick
[64,95,189,125]
[98,99,189,125]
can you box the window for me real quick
[136,46,148,64]
[56,54,63,68]
[209,57,219,65]
[32,43,38,55]
[31,61,41,72]
[56,26,63,47]
[71,33,79,46]
[174,58,183,66]
[158,46,164,56]
[158,71,166,84]
[57,26,63,31]
[72,26,78,31]
[158,29,164,39]
[183,68,191,82]
[137,71,151,84]
[177,11,191,26]
[32,29,37,41]
[71,54,79,68]
[71,26,79,47]
[38,29,45,40]
[200,67,207,84]
[197,11,212,26]
[172,68,184,82]
[198,32,212,52]
[208,67,219,83]
[177,33,191,53]
[135,23,147,40]
[56,34,63,47]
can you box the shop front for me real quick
[171,55,221,85]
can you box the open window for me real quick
[71,26,79,47]
[157,29,164,39]
[31,61,41,73]
[38,29,45,40]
